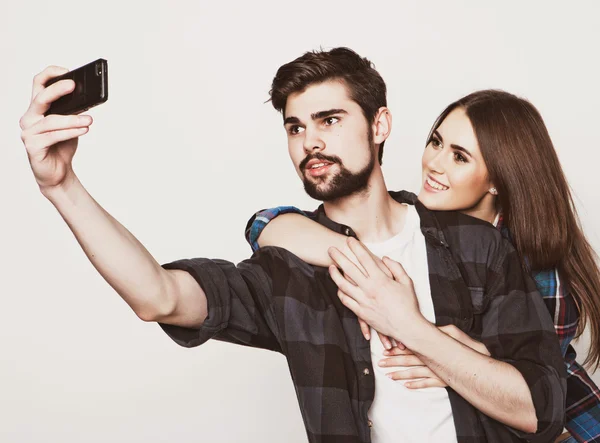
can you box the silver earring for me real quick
[490,187,498,195]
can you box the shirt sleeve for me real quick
[157,251,283,353]
[244,206,307,252]
[481,243,567,442]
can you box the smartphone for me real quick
[45,58,108,116]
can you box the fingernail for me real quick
[405,382,412,388]
[365,334,371,340]
[378,360,385,367]
[383,350,390,356]
[385,342,392,350]
[386,373,393,379]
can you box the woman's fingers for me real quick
[405,378,447,389]
[383,346,413,356]
[346,237,384,278]
[328,247,366,285]
[386,366,443,384]
[377,332,393,350]
[382,256,412,286]
[337,289,361,316]
[329,265,361,300]
[358,318,371,340]
[379,354,424,367]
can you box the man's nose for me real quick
[303,128,325,153]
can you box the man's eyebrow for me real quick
[284,116,301,125]
[311,109,347,120]
[284,109,348,126]
[433,130,473,157]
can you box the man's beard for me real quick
[300,135,376,202]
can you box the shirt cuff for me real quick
[157,258,230,348]
[245,206,306,252]
[506,359,566,442]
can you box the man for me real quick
[19,48,565,442]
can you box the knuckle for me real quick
[33,72,43,85]
[32,90,44,106]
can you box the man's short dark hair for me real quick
[270,47,388,165]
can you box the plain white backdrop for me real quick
[1,1,599,442]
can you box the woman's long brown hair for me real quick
[429,90,600,370]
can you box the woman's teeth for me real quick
[427,177,449,190]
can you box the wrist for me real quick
[40,172,82,204]
[394,318,440,351]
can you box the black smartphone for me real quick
[45,58,108,116]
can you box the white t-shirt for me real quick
[362,205,457,443]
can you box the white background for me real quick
[1,1,599,442]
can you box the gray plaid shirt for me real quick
[159,191,566,442]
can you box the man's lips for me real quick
[305,162,335,177]
[302,158,337,177]
[305,158,334,169]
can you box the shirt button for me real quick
[363,368,370,376]
[368,420,373,428]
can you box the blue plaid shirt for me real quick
[496,215,600,443]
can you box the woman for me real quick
[246,90,600,443]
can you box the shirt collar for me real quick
[311,190,449,248]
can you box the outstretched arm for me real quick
[20,66,207,328]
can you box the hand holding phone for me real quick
[44,58,108,116]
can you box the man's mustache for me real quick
[299,153,342,171]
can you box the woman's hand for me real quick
[353,247,404,350]
[380,324,490,388]
[328,237,428,342]
[379,347,447,388]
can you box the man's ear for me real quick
[373,107,392,144]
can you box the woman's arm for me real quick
[258,213,349,267]
[247,207,396,348]
[327,238,566,438]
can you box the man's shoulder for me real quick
[242,245,329,277]
[434,210,514,268]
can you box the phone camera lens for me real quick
[95,62,102,76]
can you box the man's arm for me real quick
[20,66,207,328]
[43,176,208,327]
